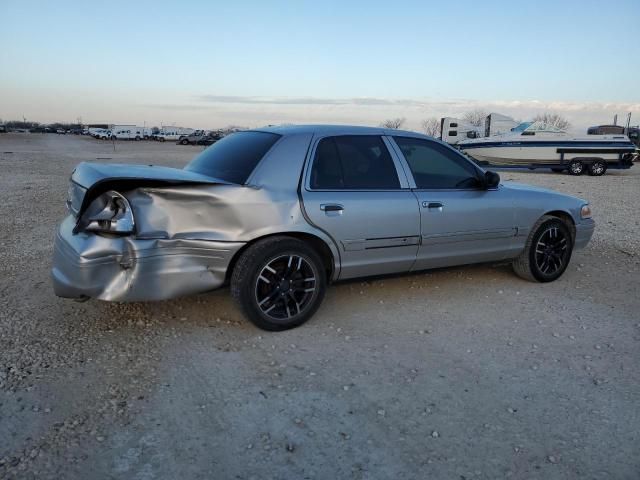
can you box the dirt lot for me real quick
[0,133,639,479]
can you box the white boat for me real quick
[458,121,637,175]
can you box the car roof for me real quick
[252,124,433,139]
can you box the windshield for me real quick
[185,131,281,184]
[511,122,532,132]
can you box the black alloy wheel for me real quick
[532,222,572,280]
[254,254,317,321]
[512,215,574,283]
[231,236,327,331]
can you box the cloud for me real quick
[193,95,640,113]
[141,95,640,132]
[197,95,404,106]
[8,85,637,132]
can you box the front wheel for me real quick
[512,215,573,282]
[231,236,327,331]
[180,139,189,145]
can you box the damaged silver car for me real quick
[52,125,595,330]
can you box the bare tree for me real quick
[462,109,488,127]
[380,117,406,129]
[421,117,441,138]
[533,112,571,130]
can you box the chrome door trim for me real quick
[381,136,414,188]
[342,236,420,251]
[385,135,417,189]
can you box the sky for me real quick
[1,0,639,132]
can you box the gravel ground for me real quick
[0,133,639,480]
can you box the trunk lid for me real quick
[68,162,230,218]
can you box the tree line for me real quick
[381,111,571,137]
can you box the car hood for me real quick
[501,181,587,204]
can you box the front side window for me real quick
[186,131,281,184]
[393,137,480,189]
[310,136,400,190]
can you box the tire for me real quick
[568,159,584,175]
[180,139,189,145]
[231,236,327,331]
[588,160,607,176]
[512,215,573,283]
[159,137,165,142]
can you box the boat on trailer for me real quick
[458,121,638,176]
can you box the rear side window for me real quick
[186,131,281,184]
[393,137,480,189]
[310,136,400,190]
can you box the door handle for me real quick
[320,203,344,212]
[422,201,444,209]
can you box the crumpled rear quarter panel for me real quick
[127,185,306,241]
[52,216,244,301]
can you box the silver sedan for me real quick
[52,125,595,330]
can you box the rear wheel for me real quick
[588,160,607,176]
[568,159,584,175]
[513,215,573,282]
[231,236,327,331]
[180,138,189,145]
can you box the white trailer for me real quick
[440,113,519,145]
[440,118,482,144]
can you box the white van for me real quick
[109,125,142,141]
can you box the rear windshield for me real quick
[185,131,281,184]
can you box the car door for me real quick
[302,135,420,280]
[389,136,518,270]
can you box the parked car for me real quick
[178,131,206,145]
[156,128,195,142]
[196,133,223,145]
[52,125,595,331]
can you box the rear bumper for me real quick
[574,218,595,249]
[51,216,245,302]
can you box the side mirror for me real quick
[484,170,500,189]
